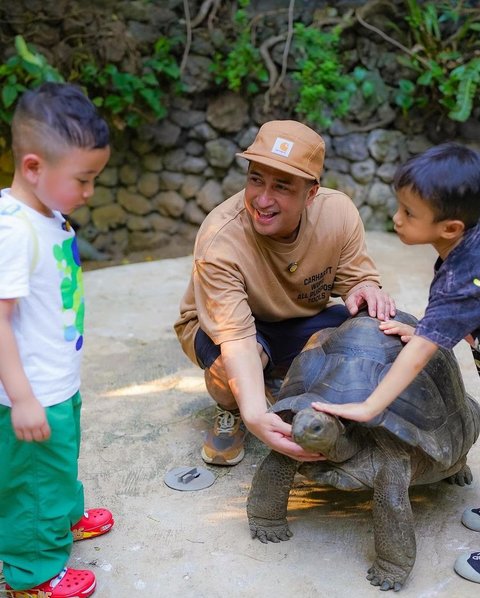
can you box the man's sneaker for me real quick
[71,508,114,541]
[5,567,96,597]
[201,405,247,465]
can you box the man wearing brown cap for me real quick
[174,120,396,465]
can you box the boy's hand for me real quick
[11,398,51,442]
[311,400,380,423]
[379,321,415,343]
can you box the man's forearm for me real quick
[220,336,268,424]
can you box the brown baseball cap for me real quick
[237,120,325,182]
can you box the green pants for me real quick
[0,392,84,590]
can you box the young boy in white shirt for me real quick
[0,83,114,598]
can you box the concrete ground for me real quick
[2,231,480,598]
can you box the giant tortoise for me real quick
[247,310,480,591]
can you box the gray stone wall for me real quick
[1,0,478,259]
[78,99,437,258]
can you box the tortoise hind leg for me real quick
[445,460,473,486]
[247,451,297,543]
[368,434,416,591]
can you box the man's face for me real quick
[393,187,445,246]
[244,162,318,243]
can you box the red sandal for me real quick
[71,508,114,541]
[5,567,96,597]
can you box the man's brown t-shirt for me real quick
[174,187,380,365]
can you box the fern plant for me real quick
[444,57,480,121]
[394,0,480,122]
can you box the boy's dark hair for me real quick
[394,142,480,229]
[12,82,109,163]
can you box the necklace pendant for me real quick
[288,261,298,273]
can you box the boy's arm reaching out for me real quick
[312,334,438,422]
[0,298,51,441]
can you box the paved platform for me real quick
[2,232,480,597]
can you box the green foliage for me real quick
[78,37,182,130]
[394,0,480,122]
[447,58,480,121]
[0,35,181,140]
[0,36,63,128]
[352,66,376,99]
[394,79,417,111]
[210,0,268,94]
[3,1,477,141]
[292,24,357,128]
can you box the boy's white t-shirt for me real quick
[0,189,84,407]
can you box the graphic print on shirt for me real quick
[297,266,333,303]
[53,236,84,351]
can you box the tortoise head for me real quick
[292,407,345,455]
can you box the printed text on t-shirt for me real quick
[298,266,333,303]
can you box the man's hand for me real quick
[11,397,51,442]
[245,411,326,462]
[379,321,415,343]
[345,286,396,321]
[311,400,379,423]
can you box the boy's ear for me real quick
[21,153,43,184]
[440,219,465,240]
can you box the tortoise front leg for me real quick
[247,451,298,543]
[369,441,416,591]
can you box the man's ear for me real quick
[21,153,43,184]
[440,219,465,240]
[305,182,320,207]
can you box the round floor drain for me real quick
[164,466,216,491]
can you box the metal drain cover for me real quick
[164,466,216,491]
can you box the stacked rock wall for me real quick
[0,0,478,259]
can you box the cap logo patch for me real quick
[271,137,293,157]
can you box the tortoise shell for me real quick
[272,310,480,468]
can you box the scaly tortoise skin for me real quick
[247,310,480,592]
